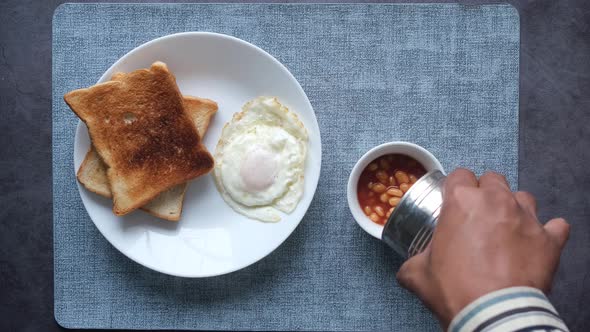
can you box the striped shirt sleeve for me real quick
[448,287,569,332]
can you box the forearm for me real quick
[448,287,568,332]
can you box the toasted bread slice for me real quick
[77,147,111,197]
[65,62,214,215]
[77,96,218,220]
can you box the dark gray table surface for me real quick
[0,0,588,331]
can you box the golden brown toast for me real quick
[77,147,111,197]
[77,95,218,220]
[65,62,214,216]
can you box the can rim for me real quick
[382,169,445,239]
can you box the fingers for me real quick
[444,168,478,192]
[514,191,538,217]
[544,218,570,251]
[479,171,511,192]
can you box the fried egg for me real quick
[213,96,308,222]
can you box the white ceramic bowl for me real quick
[347,142,444,239]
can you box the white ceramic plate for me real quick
[73,32,322,277]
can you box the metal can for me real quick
[381,170,446,258]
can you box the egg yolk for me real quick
[240,146,277,192]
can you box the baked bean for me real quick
[389,176,397,186]
[388,197,401,206]
[395,170,410,184]
[375,206,385,217]
[357,154,426,226]
[400,183,411,193]
[369,213,380,223]
[372,183,386,193]
[386,207,394,218]
[376,171,388,184]
[387,188,403,197]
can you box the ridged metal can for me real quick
[381,170,446,258]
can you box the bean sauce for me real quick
[357,154,427,225]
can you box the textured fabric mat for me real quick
[52,3,519,330]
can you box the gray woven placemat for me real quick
[52,3,519,330]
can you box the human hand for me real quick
[396,169,569,328]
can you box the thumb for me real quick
[544,218,570,251]
[396,250,429,293]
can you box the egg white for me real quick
[214,97,308,222]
